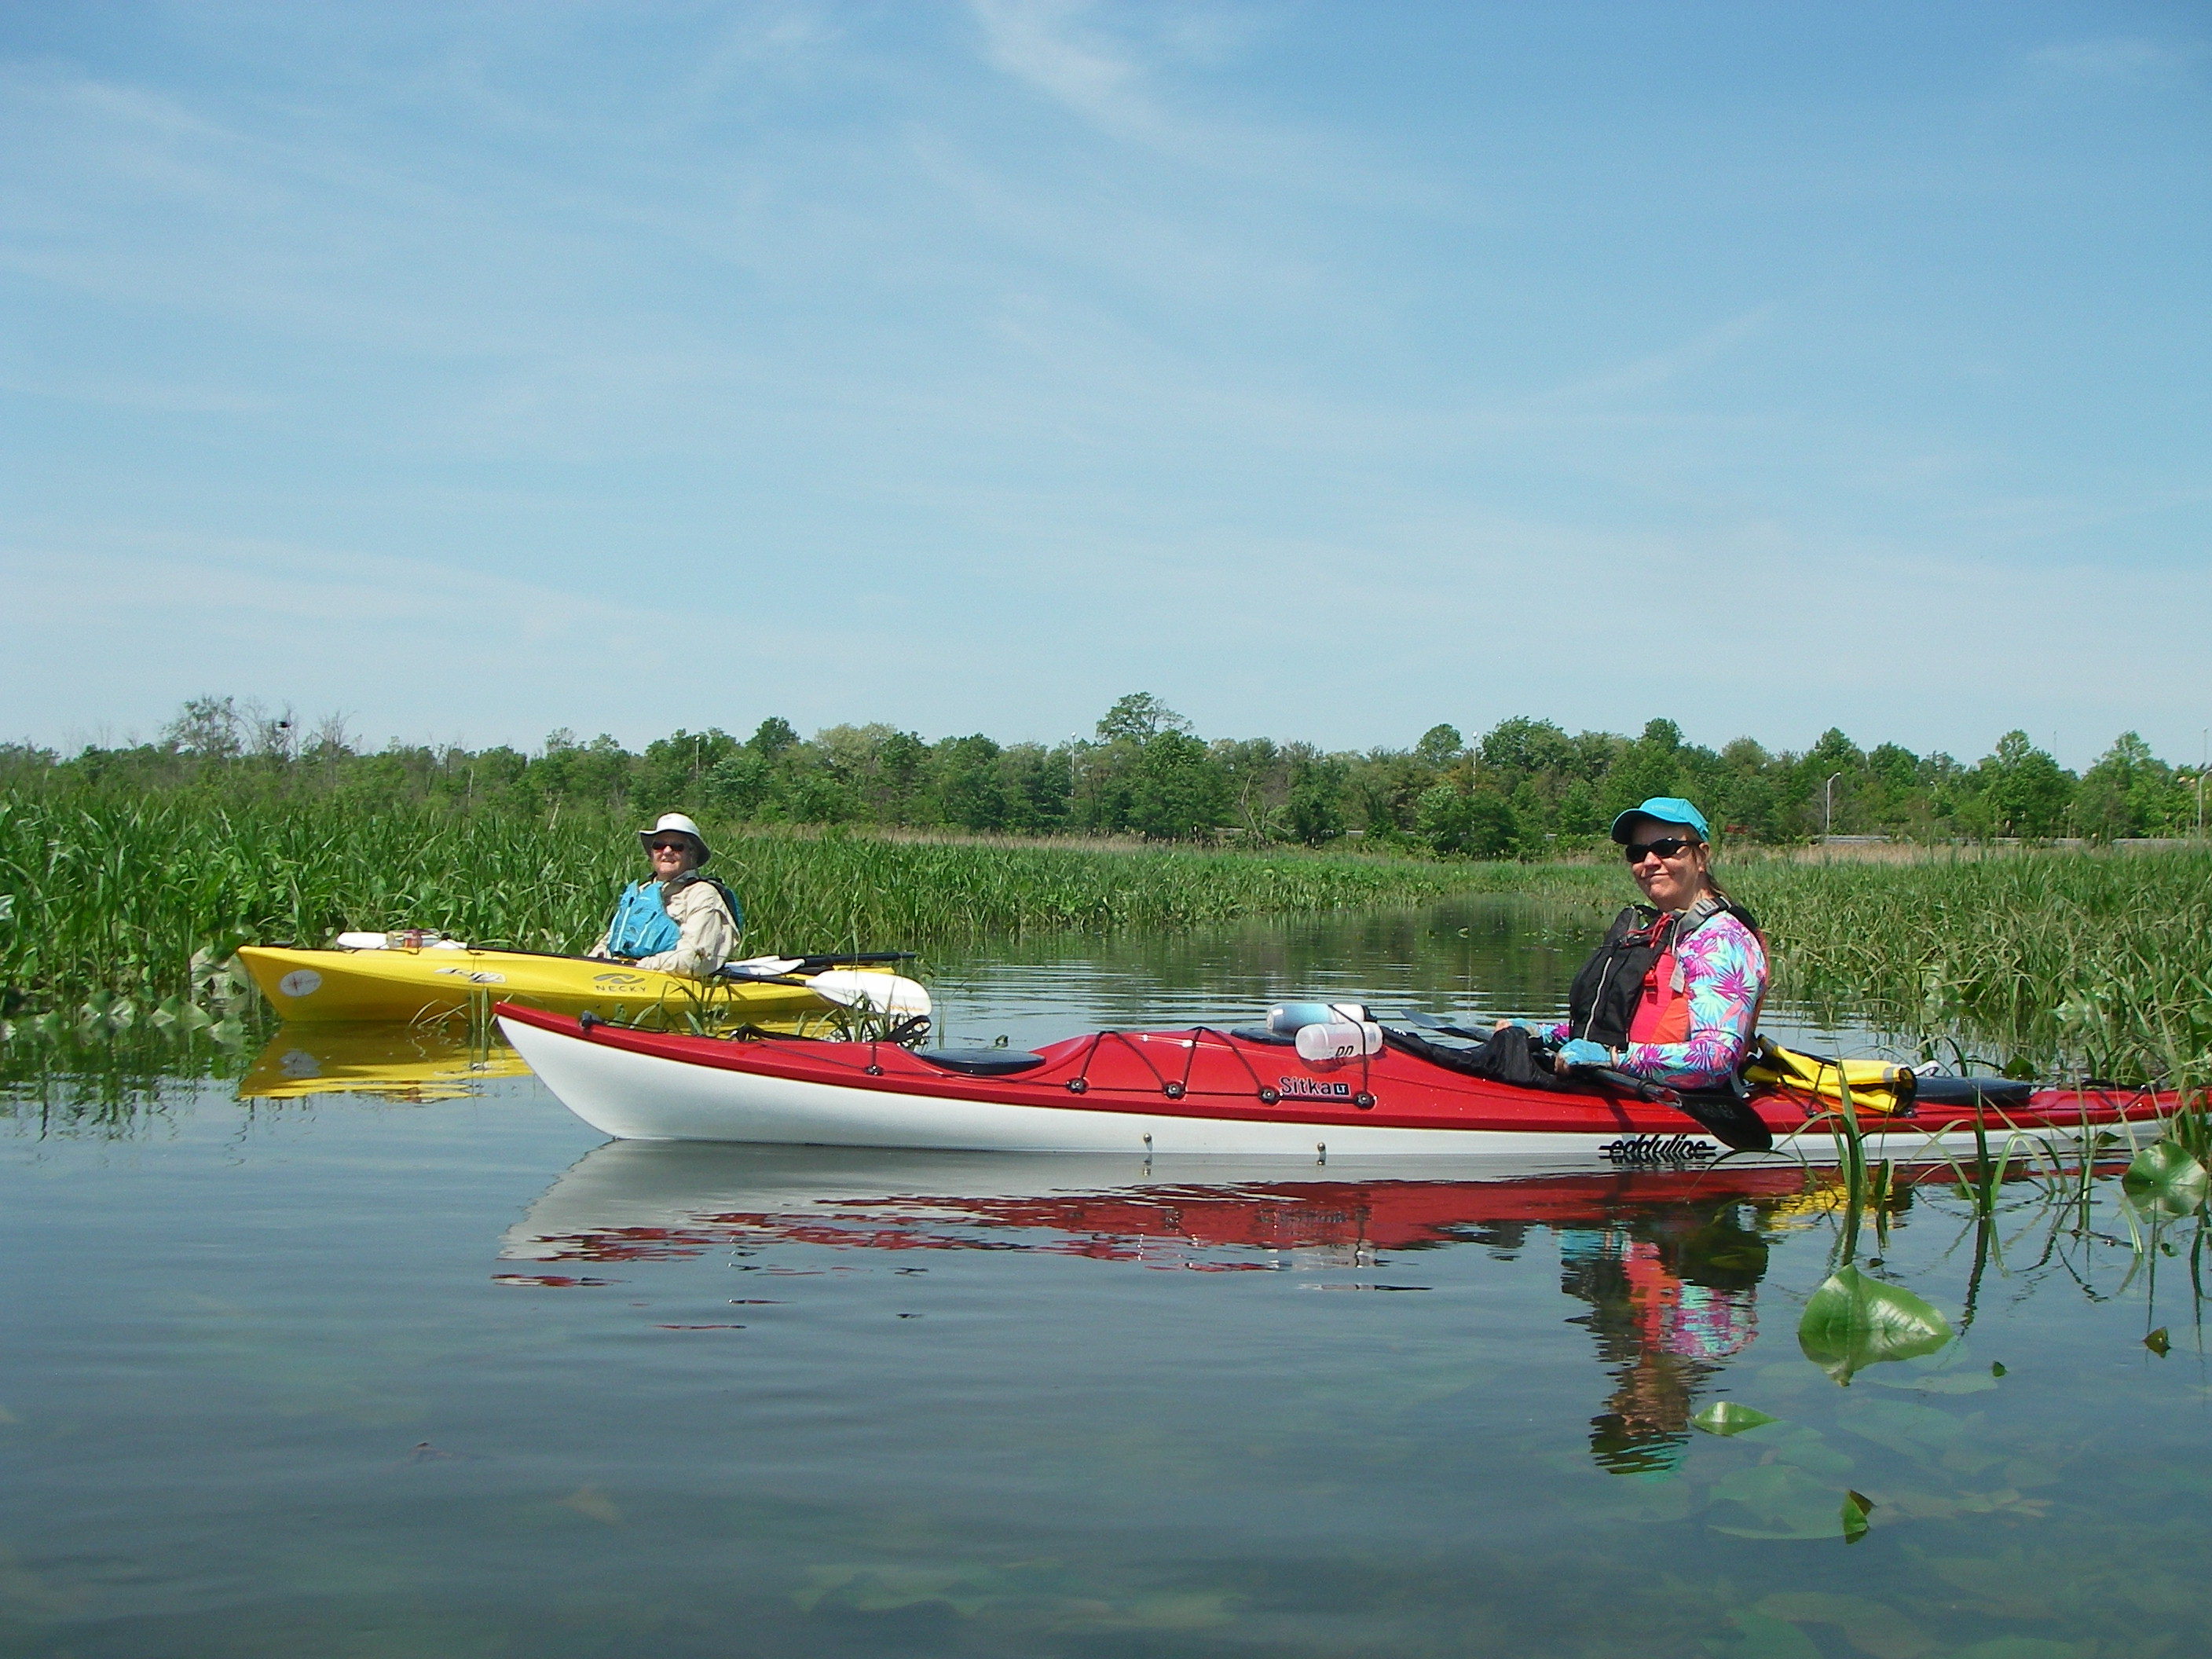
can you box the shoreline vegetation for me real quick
[9,691,2203,853]
[3,696,2207,1091]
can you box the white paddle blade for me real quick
[727,954,808,976]
[808,970,932,1018]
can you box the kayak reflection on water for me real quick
[1559,1204,1767,1474]
[238,1022,530,1102]
[502,1144,1810,1471]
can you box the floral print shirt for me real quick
[1545,911,1767,1090]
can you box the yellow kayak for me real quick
[236,943,923,1027]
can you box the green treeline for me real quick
[8,692,2202,852]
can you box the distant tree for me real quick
[1283,750,1348,845]
[703,751,774,818]
[1126,729,1227,840]
[1415,723,1465,768]
[1479,716,1573,779]
[1979,731,2075,837]
[1606,717,1687,813]
[1095,693,1191,745]
[937,734,1009,831]
[1416,786,1518,859]
[748,717,799,759]
[2074,731,2172,840]
[165,696,244,760]
[641,727,738,808]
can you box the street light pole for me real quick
[1825,772,1842,840]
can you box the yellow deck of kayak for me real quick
[236,944,844,1025]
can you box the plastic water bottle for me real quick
[1268,1001,1369,1036]
[1295,1017,1383,1063]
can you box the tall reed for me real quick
[0,792,1511,1012]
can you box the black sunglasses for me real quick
[648,839,693,853]
[1623,837,1700,863]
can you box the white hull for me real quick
[502,1016,2136,1167]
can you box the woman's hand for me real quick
[1555,1038,1613,1074]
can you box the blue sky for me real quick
[3,2,2206,768]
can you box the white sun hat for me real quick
[638,811,712,864]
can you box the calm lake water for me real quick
[3,897,2206,1657]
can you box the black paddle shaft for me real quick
[1584,1066,1774,1154]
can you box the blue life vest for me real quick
[602,881,682,961]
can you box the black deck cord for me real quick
[1188,1027,1279,1103]
[1065,1031,1181,1099]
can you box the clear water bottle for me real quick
[1294,1017,1383,1062]
[1268,1001,1369,1036]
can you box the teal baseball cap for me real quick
[1610,797,1712,843]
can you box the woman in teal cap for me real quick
[1516,797,1767,1090]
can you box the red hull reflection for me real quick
[515,1164,1832,1267]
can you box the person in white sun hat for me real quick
[586,812,742,978]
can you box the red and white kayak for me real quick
[497,1004,2177,1167]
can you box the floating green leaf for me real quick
[1692,1401,1778,1436]
[1797,1265,1951,1385]
[2144,1327,2170,1357]
[2122,1141,2209,1217]
[1840,1489,1873,1544]
[1990,1361,2007,1377]
[1708,1464,1848,1539]
[1870,1370,1998,1394]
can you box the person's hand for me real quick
[1492,1018,1529,1033]
[1555,1038,1612,1071]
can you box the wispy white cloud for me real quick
[961,0,1437,210]
[969,0,1155,139]
[2027,36,2205,82]
[1533,305,1782,406]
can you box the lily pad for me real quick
[2122,1141,2209,1217]
[1719,1610,1822,1658]
[1870,1371,1998,1394]
[1837,1397,1964,1459]
[1798,1265,1951,1384]
[1769,1430,1855,1479]
[1693,1401,1778,1436]
[1709,1463,1852,1539]
[1756,1591,1930,1656]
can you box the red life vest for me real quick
[1628,949,1694,1046]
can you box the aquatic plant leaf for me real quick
[1990,1361,2007,1377]
[555,1485,622,1525]
[1840,1489,1873,1544]
[1797,1265,1951,1384]
[1692,1401,1778,1436]
[1870,1371,1998,1394]
[1769,1432,1855,1479]
[1756,1591,1930,1656]
[1837,1397,1964,1459]
[1719,1610,1822,1659]
[2143,1327,2170,1357]
[2121,1141,2208,1217]
[1708,1464,1849,1539]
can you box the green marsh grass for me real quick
[5,782,2208,1102]
[0,791,1518,1016]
